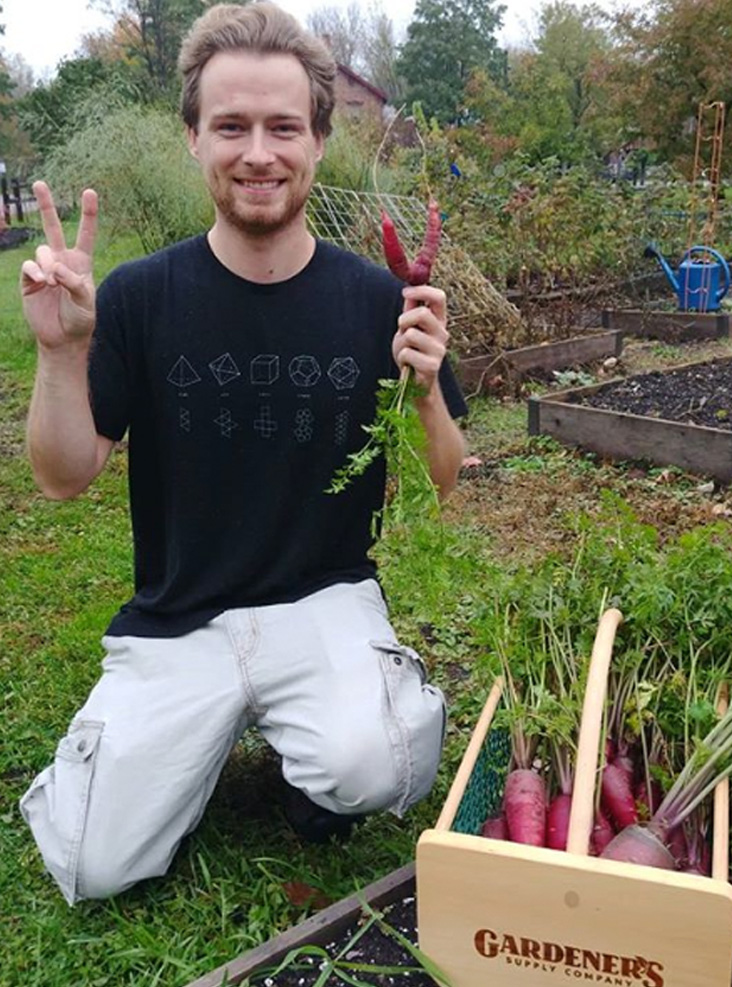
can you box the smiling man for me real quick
[19,2,467,905]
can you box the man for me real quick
[19,1,467,906]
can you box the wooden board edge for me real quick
[533,391,732,439]
[416,829,732,897]
[602,308,731,334]
[183,862,416,987]
[434,678,504,831]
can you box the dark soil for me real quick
[575,359,732,430]
[250,894,438,987]
[0,227,34,250]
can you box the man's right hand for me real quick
[20,181,98,350]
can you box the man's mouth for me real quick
[236,179,282,191]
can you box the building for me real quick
[334,64,388,123]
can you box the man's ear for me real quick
[186,126,199,160]
[314,133,325,164]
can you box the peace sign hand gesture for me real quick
[20,181,98,350]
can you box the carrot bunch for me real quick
[479,644,732,876]
[380,199,442,286]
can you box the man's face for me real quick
[188,51,324,237]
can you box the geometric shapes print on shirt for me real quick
[89,236,467,639]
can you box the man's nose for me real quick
[243,127,276,165]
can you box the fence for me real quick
[1,176,33,226]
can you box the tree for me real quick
[397,0,506,124]
[16,57,131,158]
[361,8,404,104]
[533,3,611,135]
[609,0,732,172]
[91,0,205,101]
[307,3,364,68]
[461,1,619,165]
[0,53,35,167]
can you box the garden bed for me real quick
[528,357,732,483]
[601,308,730,343]
[458,330,622,396]
[184,864,433,987]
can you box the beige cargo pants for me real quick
[20,580,445,904]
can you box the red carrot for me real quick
[601,706,732,870]
[380,210,412,282]
[667,823,689,869]
[481,815,508,840]
[380,199,442,286]
[409,199,442,285]
[590,807,615,855]
[601,760,638,830]
[546,792,572,851]
[600,823,675,869]
[503,768,547,847]
[635,777,663,820]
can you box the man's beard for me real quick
[213,178,312,237]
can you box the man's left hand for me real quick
[392,285,449,394]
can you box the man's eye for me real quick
[219,123,243,133]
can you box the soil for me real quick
[575,359,732,430]
[0,227,33,250]
[250,895,438,987]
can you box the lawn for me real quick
[3,219,732,986]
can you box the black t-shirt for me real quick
[89,235,467,638]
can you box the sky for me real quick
[2,0,619,80]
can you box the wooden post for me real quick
[1,175,10,226]
[12,177,23,222]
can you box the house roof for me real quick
[336,63,388,104]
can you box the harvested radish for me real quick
[666,823,689,868]
[380,199,442,285]
[601,705,732,869]
[635,777,663,820]
[481,815,508,840]
[546,792,572,851]
[504,768,547,847]
[600,823,675,869]
[590,807,615,855]
[601,759,638,830]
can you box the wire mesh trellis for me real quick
[306,184,527,354]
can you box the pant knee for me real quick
[319,743,399,814]
[74,844,149,902]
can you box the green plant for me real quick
[327,374,440,530]
[253,900,452,986]
[43,102,213,253]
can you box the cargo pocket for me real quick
[370,640,446,816]
[19,719,104,906]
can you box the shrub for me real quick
[43,100,212,253]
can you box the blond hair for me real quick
[178,2,336,136]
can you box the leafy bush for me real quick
[43,100,212,253]
[395,124,732,289]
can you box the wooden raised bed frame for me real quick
[458,330,623,396]
[416,610,732,987]
[527,357,732,484]
[184,863,416,987]
[602,308,730,343]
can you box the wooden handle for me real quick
[565,608,624,856]
[712,682,729,881]
[436,677,504,831]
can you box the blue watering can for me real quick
[643,242,731,312]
